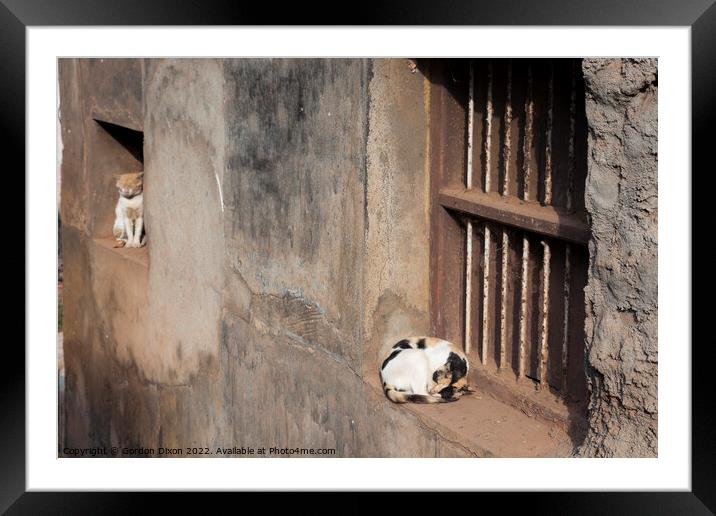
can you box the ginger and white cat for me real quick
[379,336,471,403]
[112,172,146,248]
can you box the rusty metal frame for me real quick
[429,60,469,346]
[429,58,591,425]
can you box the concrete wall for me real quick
[142,59,226,384]
[578,59,658,457]
[60,57,658,458]
[363,60,433,377]
[60,58,473,457]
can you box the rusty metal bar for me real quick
[465,60,475,355]
[499,62,512,370]
[481,63,493,365]
[523,64,534,201]
[561,243,572,392]
[518,66,534,379]
[503,60,513,197]
[561,61,578,392]
[518,234,529,378]
[482,223,491,366]
[544,63,554,205]
[467,60,475,191]
[465,221,473,355]
[437,187,590,245]
[567,60,577,213]
[484,61,493,193]
[539,239,551,388]
[539,65,555,387]
[499,230,509,369]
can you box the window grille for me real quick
[430,59,589,413]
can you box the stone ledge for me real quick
[365,374,573,457]
[92,238,149,268]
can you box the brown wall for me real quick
[60,58,475,457]
[59,57,658,457]
[578,59,658,457]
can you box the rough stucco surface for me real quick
[61,58,476,457]
[83,58,144,132]
[578,58,658,457]
[222,59,368,372]
[215,59,471,456]
[57,60,88,233]
[142,59,226,383]
[364,59,432,377]
[61,57,658,459]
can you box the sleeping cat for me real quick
[380,336,471,403]
[112,172,146,248]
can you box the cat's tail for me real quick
[383,385,456,404]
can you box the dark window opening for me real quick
[429,58,589,433]
[90,118,147,262]
[94,118,144,164]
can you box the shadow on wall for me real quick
[94,119,144,163]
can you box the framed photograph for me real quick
[7,0,711,511]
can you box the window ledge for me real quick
[92,237,148,268]
[365,374,574,457]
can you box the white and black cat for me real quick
[113,171,146,248]
[380,336,471,403]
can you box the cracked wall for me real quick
[61,58,471,457]
[142,58,226,384]
[577,59,658,457]
[363,59,433,378]
[60,57,658,458]
[222,59,368,372]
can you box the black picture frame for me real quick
[4,0,712,512]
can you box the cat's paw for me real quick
[459,384,477,395]
[113,239,126,248]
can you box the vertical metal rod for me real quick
[482,226,491,366]
[499,231,509,370]
[561,60,578,393]
[539,64,554,388]
[539,240,551,389]
[567,59,577,213]
[503,60,513,198]
[522,64,534,202]
[499,61,512,370]
[518,235,529,378]
[561,244,572,393]
[484,61,494,193]
[481,62,494,366]
[518,64,534,378]
[465,61,475,355]
[544,62,554,205]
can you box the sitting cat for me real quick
[112,171,146,248]
[379,336,471,403]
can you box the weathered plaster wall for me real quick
[61,58,473,457]
[61,57,659,458]
[83,59,145,239]
[142,58,226,384]
[363,59,432,378]
[216,58,467,456]
[222,59,368,372]
[578,58,658,457]
[59,58,150,448]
